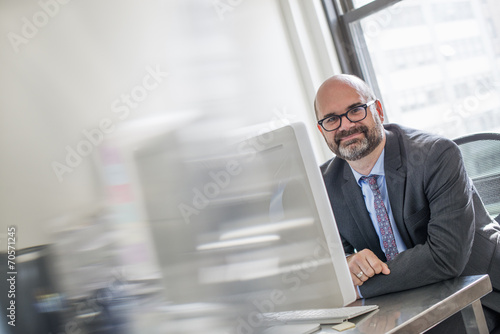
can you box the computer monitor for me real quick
[128,120,355,331]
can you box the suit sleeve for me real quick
[359,139,475,298]
[341,235,355,256]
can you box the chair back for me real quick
[453,132,500,223]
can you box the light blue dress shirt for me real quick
[350,149,407,256]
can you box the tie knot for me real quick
[361,175,379,190]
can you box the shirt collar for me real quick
[350,149,385,185]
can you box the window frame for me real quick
[320,0,405,120]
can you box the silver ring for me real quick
[356,271,364,279]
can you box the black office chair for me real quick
[453,132,500,223]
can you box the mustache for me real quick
[335,126,368,144]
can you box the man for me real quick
[315,74,500,332]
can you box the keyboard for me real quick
[260,305,379,325]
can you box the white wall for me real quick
[0,0,335,249]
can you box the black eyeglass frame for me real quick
[317,100,377,132]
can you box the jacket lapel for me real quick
[384,129,413,248]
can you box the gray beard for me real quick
[337,136,371,161]
[329,123,384,161]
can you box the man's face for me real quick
[316,82,385,161]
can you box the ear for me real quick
[317,124,324,134]
[375,100,384,121]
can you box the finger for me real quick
[347,254,361,273]
[350,271,364,286]
[357,268,370,282]
[351,253,376,278]
[349,257,369,285]
[358,262,376,278]
[347,251,388,282]
[353,268,369,284]
[366,256,390,275]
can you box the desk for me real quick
[320,275,492,334]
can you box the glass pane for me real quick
[353,0,500,139]
[352,0,376,9]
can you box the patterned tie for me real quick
[361,175,399,261]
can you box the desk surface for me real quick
[319,275,492,334]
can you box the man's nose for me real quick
[337,114,355,132]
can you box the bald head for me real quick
[314,74,376,120]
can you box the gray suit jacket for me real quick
[321,124,500,312]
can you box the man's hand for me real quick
[346,249,390,286]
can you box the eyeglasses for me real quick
[317,100,376,132]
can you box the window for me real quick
[352,0,377,9]
[431,2,474,23]
[323,0,500,139]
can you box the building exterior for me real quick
[355,0,500,138]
